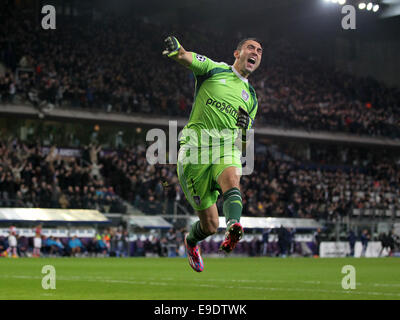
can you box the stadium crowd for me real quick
[0,139,126,213]
[1,6,400,138]
[1,134,400,221]
[94,143,400,221]
[99,144,184,215]
[240,155,400,220]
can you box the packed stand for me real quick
[251,41,400,138]
[0,139,126,213]
[1,6,400,138]
[97,143,400,221]
[99,145,187,215]
[240,154,400,220]
[2,136,400,220]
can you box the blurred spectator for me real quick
[277,226,289,257]
[166,227,178,257]
[7,228,18,258]
[262,228,270,256]
[379,232,395,257]
[68,235,84,257]
[18,236,29,257]
[348,229,356,257]
[0,237,6,256]
[33,234,42,257]
[287,228,296,256]
[313,228,322,257]
[44,236,64,256]
[360,229,370,257]
[115,228,128,257]
[96,236,108,256]
[91,235,108,256]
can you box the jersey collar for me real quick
[231,66,248,83]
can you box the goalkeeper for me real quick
[163,36,262,272]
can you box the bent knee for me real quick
[226,177,240,190]
[219,177,241,194]
[201,220,219,235]
[205,226,218,235]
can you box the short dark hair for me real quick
[236,38,263,51]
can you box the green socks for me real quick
[223,187,243,228]
[186,221,208,247]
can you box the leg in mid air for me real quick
[177,146,222,272]
[217,166,244,254]
[185,204,219,272]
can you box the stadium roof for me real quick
[57,0,400,41]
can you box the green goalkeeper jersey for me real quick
[179,52,258,148]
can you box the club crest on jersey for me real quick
[196,54,206,62]
[193,196,201,206]
[242,90,249,102]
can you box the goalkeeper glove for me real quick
[236,106,250,130]
[162,36,181,58]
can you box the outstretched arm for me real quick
[162,36,192,68]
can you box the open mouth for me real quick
[247,57,256,65]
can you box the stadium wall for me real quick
[320,241,390,258]
[2,104,400,147]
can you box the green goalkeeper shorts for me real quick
[177,145,242,211]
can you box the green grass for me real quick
[1,257,400,300]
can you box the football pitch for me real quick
[1,257,399,300]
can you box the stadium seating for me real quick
[2,137,400,222]
[0,8,399,139]
[0,140,126,213]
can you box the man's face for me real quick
[234,40,263,76]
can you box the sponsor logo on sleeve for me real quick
[193,195,201,206]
